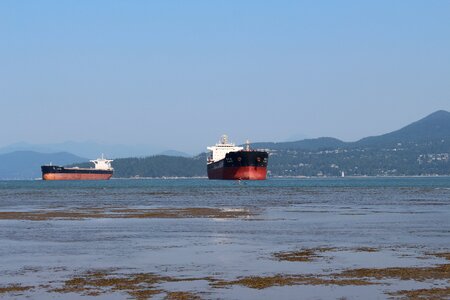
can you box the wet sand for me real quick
[0,207,254,221]
[1,250,449,299]
[1,178,449,299]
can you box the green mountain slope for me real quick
[251,137,346,151]
[355,110,450,148]
[112,155,205,178]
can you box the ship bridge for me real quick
[207,135,243,163]
[90,154,114,170]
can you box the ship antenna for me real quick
[221,135,228,144]
[246,139,250,151]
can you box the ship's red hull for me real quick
[43,173,113,181]
[207,166,267,180]
[207,150,268,180]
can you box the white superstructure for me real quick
[207,135,243,164]
[90,154,114,170]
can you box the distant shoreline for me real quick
[1,175,449,181]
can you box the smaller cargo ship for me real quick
[207,135,268,180]
[41,155,113,180]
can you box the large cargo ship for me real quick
[41,155,113,180]
[207,135,268,180]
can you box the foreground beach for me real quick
[0,178,449,299]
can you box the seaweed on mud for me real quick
[273,247,335,262]
[211,263,450,291]
[388,286,450,300]
[50,270,208,300]
[354,247,379,253]
[432,252,450,261]
[164,291,202,300]
[0,207,254,221]
[0,284,33,294]
[212,274,375,289]
[336,264,450,281]
[214,249,450,291]
[127,289,164,300]
[273,246,379,263]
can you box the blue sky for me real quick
[1,1,449,154]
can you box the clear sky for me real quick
[1,1,449,154]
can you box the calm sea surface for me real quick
[1,177,449,299]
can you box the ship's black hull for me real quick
[207,151,268,180]
[41,166,113,180]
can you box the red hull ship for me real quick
[41,155,113,181]
[207,135,268,180]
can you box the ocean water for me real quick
[0,177,449,299]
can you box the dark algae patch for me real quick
[0,207,254,221]
[50,270,208,299]
[388,287,450,300]
[0,284,33,294]
[220,247,450,295]
[212,274,375,289]
[432,252,450,261]
[354,247,379,253]
[337,264,450,281]
[273,247,335,262]
[164,291,202,300]
[211,263,449,292]
[128,289,164,300]
[273,246,378,262]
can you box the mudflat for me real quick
[1,178,449,299]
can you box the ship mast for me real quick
[221,135,228,144]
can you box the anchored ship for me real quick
[207,135,268,180]
[41,155,113,180]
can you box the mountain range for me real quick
[259,110,450,176]
[1,110,449,179]
[252,110,450,151]
[0,151,86,179]
[0,141,191,159]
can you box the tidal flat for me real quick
[0,178,449,299]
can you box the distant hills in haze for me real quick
[0,141,164,159]
[1,110,450,179]
[0,151,86,179]
[0,142,192,179]
[157,150,192,158]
